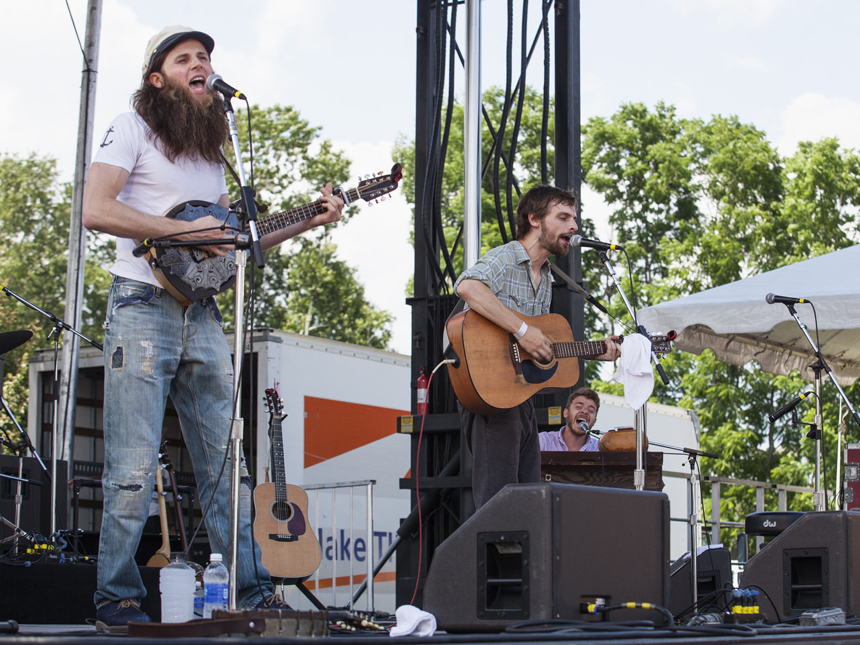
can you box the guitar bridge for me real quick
[509,336,524,377]
[269,534,298,542]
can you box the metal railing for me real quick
[300,479,376,612]
[704,476,813,552]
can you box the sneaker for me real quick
[254,594,292,611]
[95,599,151,633]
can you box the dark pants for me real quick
[458,398,541,509]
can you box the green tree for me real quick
[583,102,860,546]
[0,153,110,453]
[216,104,393,348]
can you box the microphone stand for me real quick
[781,302,860,512]
[218,91,264,610]
[0,472,44,552]
[591,426,716,613]
[597,250,669,490]
[0,393,49,554]
[1,286,103,542]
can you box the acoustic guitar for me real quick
[139,164,402,305]
[446,307,672,415]
[254,387,322,580]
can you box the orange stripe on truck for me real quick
[304,397,408,468]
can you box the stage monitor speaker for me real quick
[422,483,670,632]
[0,455,67,540]
[669,546,731,616]
[741,511,860,622]
[0,562,160,624]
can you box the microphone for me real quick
[765,293,810,306]
[577,420,590,434]
[571,235,623,251]
[132,239,153,257]
[768,391,814,423]
[206,74,247,101]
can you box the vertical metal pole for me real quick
[366,482,374,612]
[553,0,584,396]
[60,0,102,489]
[634,407,646,490]
[755,485,765,552]
[332,490,338,607]
[689,461,701,608]
[228,250,247,609]
[710,481,721,545]
[348,487,355,609]
[813,372,824,511]
[463,0,482,270]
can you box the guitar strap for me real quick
[549,261,610,315]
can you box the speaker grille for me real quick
[477,532,530,619]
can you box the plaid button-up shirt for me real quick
[454,240,552,315]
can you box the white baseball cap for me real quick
[142,25,214,76]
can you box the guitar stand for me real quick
[276,578,327,611]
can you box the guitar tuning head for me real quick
[367,200,375,207]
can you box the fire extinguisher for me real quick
[416,367,429,416]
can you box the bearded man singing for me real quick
[83,26,344,630]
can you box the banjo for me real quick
[137,164,402,305]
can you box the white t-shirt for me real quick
[92,112,229,286]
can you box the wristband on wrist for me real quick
[514,320,529,340]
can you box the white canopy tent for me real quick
[637,245,860,386]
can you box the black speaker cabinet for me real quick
[0,455,67,539]
[0,562,161,624]
[422,483,671,632]
[669,546,732,616]
[741,511,860,621]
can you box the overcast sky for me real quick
[4,0,860,354]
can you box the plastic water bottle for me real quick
[202,553,229,618]
[193,580,204,618]
[160,552,195,623]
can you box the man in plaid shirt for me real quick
[454,185,620,508]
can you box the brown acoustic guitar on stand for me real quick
[254,387,322,580]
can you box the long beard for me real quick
[133,76,228,165]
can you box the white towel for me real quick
[611,333,654,410]
[390,605,437,637]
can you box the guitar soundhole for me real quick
[271,501,294,522]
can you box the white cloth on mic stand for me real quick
[612,333,654,409]
[390,605,437,637]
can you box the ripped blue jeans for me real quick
[95,277,272,608]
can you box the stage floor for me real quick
[8,621,860,645]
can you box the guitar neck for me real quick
[270,415,289,501]
[257,188,361,237]
[552,339,608,359]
